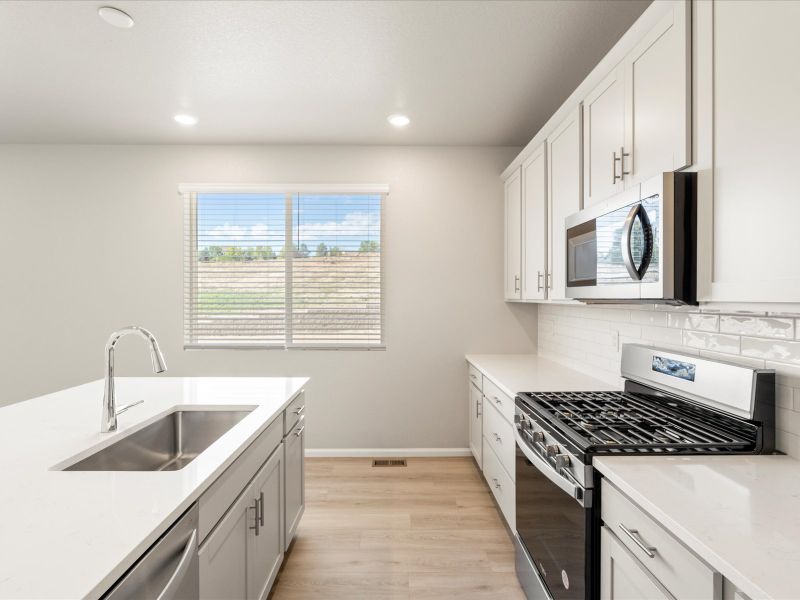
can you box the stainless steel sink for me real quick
[64,409,253,471]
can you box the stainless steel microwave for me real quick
[565,172,696,304]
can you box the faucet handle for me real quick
[115,399,144,417]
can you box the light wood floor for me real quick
[270,457,526,600]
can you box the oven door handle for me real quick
[515,430,585,507]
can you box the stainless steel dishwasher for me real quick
[102,504,199,600]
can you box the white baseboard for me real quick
[305,448,472,458]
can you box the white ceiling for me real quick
[0,0,650,145]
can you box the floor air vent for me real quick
[372,459,407,467]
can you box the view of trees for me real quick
[198,241,378,262]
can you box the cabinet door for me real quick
[469,382,482,468]
[504,167,523,300]
[198,483,252,600]
[547,106,582,300]
[247,446,284,600]
[624,0,690,186]
[284,418,305,551]
[522,144,547,301]
[600,527,672,600]
[583,64,626,207]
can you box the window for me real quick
[182,185,386,349]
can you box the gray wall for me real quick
[0,144,538,450]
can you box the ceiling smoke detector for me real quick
[97,6,135,29]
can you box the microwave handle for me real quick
[622,204,653,281]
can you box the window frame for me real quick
[181,183,388,351]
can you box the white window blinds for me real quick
[183,187,385,349]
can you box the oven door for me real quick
[515,430,595,600]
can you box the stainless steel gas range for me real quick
[513,344,775,600]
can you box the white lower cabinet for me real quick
[200,446,284,600]
[601,480,720,600]
[481,435,515,529]
[469,382,483,468]
[247,448,285,600]
[283,416,305,551]
[600,526,670,600]
[198,392,306,600]
[467,362,516,530]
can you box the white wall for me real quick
[539,303,800,458]
[0,144,538,450]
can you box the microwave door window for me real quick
[596,205,637,285]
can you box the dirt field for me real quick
[186,254,381,344]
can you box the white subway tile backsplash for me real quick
[741,337,800,365]
[776,385,794,409]
[720,316,794,339]
[682,331,740,354]
[630,311,667,326]
[640,326,684,345]
[537,303,800,459]
[667,313,719,332]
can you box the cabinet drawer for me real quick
[601,480,718,599]
[483,378,514,424]
[284,391,306,434]
[467,363,483,391]
[483,401,515,481]
[482,441,515,530]
[199,416,283,542]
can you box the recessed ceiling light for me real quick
[174,114,198,127]
[388,114,410,128]
[98,6,134,29]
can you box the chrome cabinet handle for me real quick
[537,271,543,291]
[546,271,552,289]
[156,529,197,600]
[491,477,500,490]
[613,150,621,183]
[475,399,481,419]
[258,491,265,526]
[493,395,502,405]
[294,404,305,415]
[619,524,657,558]
[514,275,520,293]
[294,424,305,437]
[619,146,630,177]
[249,498,260,536]
[492,432,501,442]
[470,373,477,380]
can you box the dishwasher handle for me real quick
[157,528,197,600]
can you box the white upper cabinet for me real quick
[697,0,800,302]
[547,107,582,300]
[624,0,690,186]
[522,144,548,301]
[582,0,689,206]
[582,65,626,208]
[504,167,523,300]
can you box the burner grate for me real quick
[519,390,757,454]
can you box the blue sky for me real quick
[197,193,381,251]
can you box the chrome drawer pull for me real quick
[493,396,502,404]
[493,432,501,443]
[470,373,477,380]
[294,404,305,415]
[294,424,305,437]
[249,498,260,536]
[619,524,657,558]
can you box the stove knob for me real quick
[555,454,571,470]
[532,431,544,444]
[546,444,560,458]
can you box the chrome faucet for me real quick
[101,326,167,433]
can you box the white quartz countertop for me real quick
[0,376,308,600]
[465,353,619,397]
[595,455,800,600]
